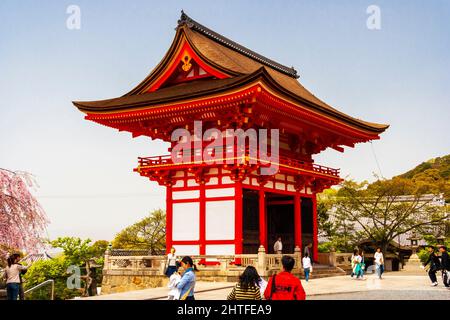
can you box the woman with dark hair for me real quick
[4,253,28,300]
[176,256,198,300]
[227,266,261,300]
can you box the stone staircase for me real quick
[305,264,347,279]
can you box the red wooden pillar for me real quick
[258,189,267,250]
[235,182,243,257]
[199,182,206,256]
[294,193,302,251]
[312,195,318,262]
[166,185,173,254]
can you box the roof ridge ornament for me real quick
[177,11,300,79]
[178,10,194,28]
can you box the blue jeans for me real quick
[6,283,20,300]
[304,268,310,281]
[376,264,384,278]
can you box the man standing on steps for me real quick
[274,237,283,254]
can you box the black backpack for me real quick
[269,273,277,300]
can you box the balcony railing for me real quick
[137,151,340,177]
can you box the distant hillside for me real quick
[396,154,450,180]
[394,154,450,202]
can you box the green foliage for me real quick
[49,237,108,266]
[318,242,334,253]
[22,237,110,299]
[49,237,93,266]
[112,209,166,254]
[396,154,450,202]
[23,256,81,300]
[398,155,450,180]
[417,249,430,264]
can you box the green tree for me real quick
[49,237,93,266]
[334,177,448,254]
[112,209,166,254]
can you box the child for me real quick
[167,266,182,300]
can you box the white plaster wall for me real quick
[187,179,199,187]
[205,200,235,240]
[172,202,199,240]
[205,245,235,255]
[173,245,200,256]
[205,188,235,198]
[275,182,286,190]
[173,180,184,188]
[222,176,233,184]
[206,177,219,185]
[172,190,200,200]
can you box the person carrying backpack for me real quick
[264,255,305,300]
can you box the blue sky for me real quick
[1,1,449,241]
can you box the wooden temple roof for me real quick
[73,11,389,135]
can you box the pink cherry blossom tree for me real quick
[0,168,49,257]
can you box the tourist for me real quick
[274,237,283,254]
[176,256,197,300]
[264,255,306,300]
[302,252,312,282]
[227,266,262,300]
[438,246,449,288]
[304,243,313,264]
[350,249,358,278]
[165,247,178,277]
[4,253,28,300]
[360,250,366,279]
[374,247,384,279]
[167,266,183,300]
[422,246,441,286]
[352,250,364,279]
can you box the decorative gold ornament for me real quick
[181,54,192,72]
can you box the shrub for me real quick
[23,256,82,300]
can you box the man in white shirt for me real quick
[274,237,283,254]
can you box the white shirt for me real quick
[274,240,283,252]
[302,257,312,269]
[167,272,181,299]
[167,253,177,267]
[5,264,27,284]
[374,252,384,265]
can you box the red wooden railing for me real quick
[137,152,340,177]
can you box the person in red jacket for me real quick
[264,255,306,300]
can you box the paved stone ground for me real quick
[80,272,450,300]
[309,289,450,300]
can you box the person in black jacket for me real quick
[423,246,441,286]
[438,246,449,288]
